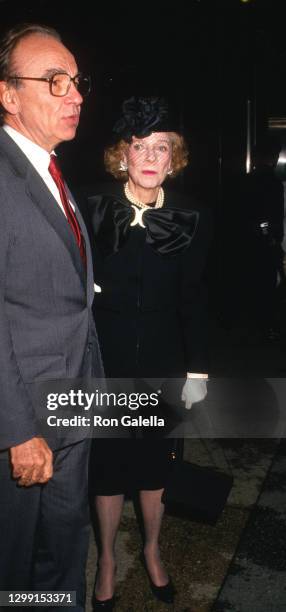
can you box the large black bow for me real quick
[113,97,170,142]
[89,197,199,257]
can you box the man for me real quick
[0,23,103,609]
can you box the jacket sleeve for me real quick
[179,207,212,373]
[0,185,39,450]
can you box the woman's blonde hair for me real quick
[104,132,189,180]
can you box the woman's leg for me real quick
[139,489,169,586]
[94,494,124,600]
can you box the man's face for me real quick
[5,34,83,151]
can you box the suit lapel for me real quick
[27,166,87,287]
[68,186,94,304]
[0,128,87,290]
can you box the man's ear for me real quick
[0,80,20,115]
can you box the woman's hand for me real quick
[181,374,208,410]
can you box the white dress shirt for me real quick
[3,125,72,216]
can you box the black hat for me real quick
[112,96,172,142]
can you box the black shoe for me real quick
[92,566,116,611]
[92,595,115,610]
[140,553,175,604]
[149,579,175,604]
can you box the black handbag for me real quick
[162,441,233,525]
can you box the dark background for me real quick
[1,0,285,331]
[1,0,285,193]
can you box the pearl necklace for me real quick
[124,182,164,209]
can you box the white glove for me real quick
[181,378,208,410]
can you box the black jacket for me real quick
[88,182,211,378]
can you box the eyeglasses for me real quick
[7,72,91,97]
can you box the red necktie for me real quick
[49,155,86,266]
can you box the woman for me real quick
[88,96,210,609]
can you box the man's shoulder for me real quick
[0,151,17,191]
[0,127,29,179]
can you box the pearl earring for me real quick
[119,160,128,172]
[167,169,173,175]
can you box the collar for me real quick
[3,125,55,176]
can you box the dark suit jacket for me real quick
[0,128,104,450]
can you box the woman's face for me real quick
[123,132,172,190]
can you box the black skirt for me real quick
[89,437,174,496]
